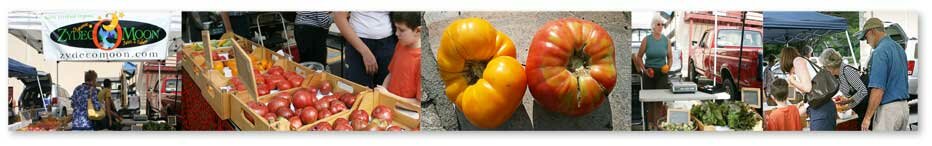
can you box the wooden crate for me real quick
[230,86,363,131]
[219,32,380,131]
[298,90,420,131]
[229,93,272,131]
[200,75,239,120]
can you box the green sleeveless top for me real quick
[644,34,669,68]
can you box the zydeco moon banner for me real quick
[41,11,171,61]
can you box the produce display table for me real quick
[638,89,718,102]
[638,89,721,130]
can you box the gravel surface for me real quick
[420,11,631,131]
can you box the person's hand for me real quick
[834,96,852,104]
[361,51,379,75]
[832,95,844,103]
[798,105,808,114]
[861,118,872,131]
[647,69,655,78]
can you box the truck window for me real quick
[165,79,181,92]
[884,24,907,49]
[698,32,709,48]
[716,29,762,47]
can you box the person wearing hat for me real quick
[858,17,910,131]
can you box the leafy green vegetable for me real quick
[690,101,761,130]
[142,122,173,131]
[660,121,696,131]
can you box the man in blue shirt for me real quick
[858,18,910,131]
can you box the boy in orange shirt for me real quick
[765,78,803,131]
[377,12,422,104]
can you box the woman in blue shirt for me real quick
[71,70,102,131]
[634,14,673,130]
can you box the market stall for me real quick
[762,11,859,131]
[179,30,420,131]
[8,11,182,131]
[9,58,68,131]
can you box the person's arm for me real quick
[220,12,233,33]
[862,53,890,131]
[862,88,884,130]
[835,70,854,105]
[334,12,378,75]
[635,37,648,74]
[382,73,391,86]
[789,58,813,93]
[845,68,870,109]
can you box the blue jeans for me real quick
[808,100,837,131]
[344,36,396,87]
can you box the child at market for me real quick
[377,12,422,105]
[765,79,803,131]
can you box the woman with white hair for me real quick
[821,49,870,130]
[635,13,672,130]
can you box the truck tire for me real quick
[724,76,739,100]
[689,61,698,82]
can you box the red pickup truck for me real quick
[688,26,763,98]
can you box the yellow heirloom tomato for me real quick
[437,18,527,129]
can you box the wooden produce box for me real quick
[230,86,364,131]
[298,90,420,131]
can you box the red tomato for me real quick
[262,113,277,122]
[340,93,357,107]
[526,18,616,116]
[372,105,394,124]
[315,98,331,112]
[246,101,268,123]
[269,66,284,76]
[257,84,271,96]
[275,108,295,119]
[277,81,294,90]
[329,100,347,113]
[311,122,332,131]
[333,122,353,131]
[317,109,332,120]
[333,118,349,126]
[289,116,303,129]
[351,119,368,131]
[267,98,291,112]
[320,82,332,95]
[350,109,369,122]
[299,107,318,124]
[289,76,304,87]
[291,90,315,109]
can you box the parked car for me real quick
[688,26,764,99]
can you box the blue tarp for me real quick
[122,62,137,77]
[763,12,849,43]
[9,58,37,78]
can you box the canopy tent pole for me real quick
[158,61,162,115]
[736,11,747,99]
[844,30,859,68]
[712,12,719,86]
